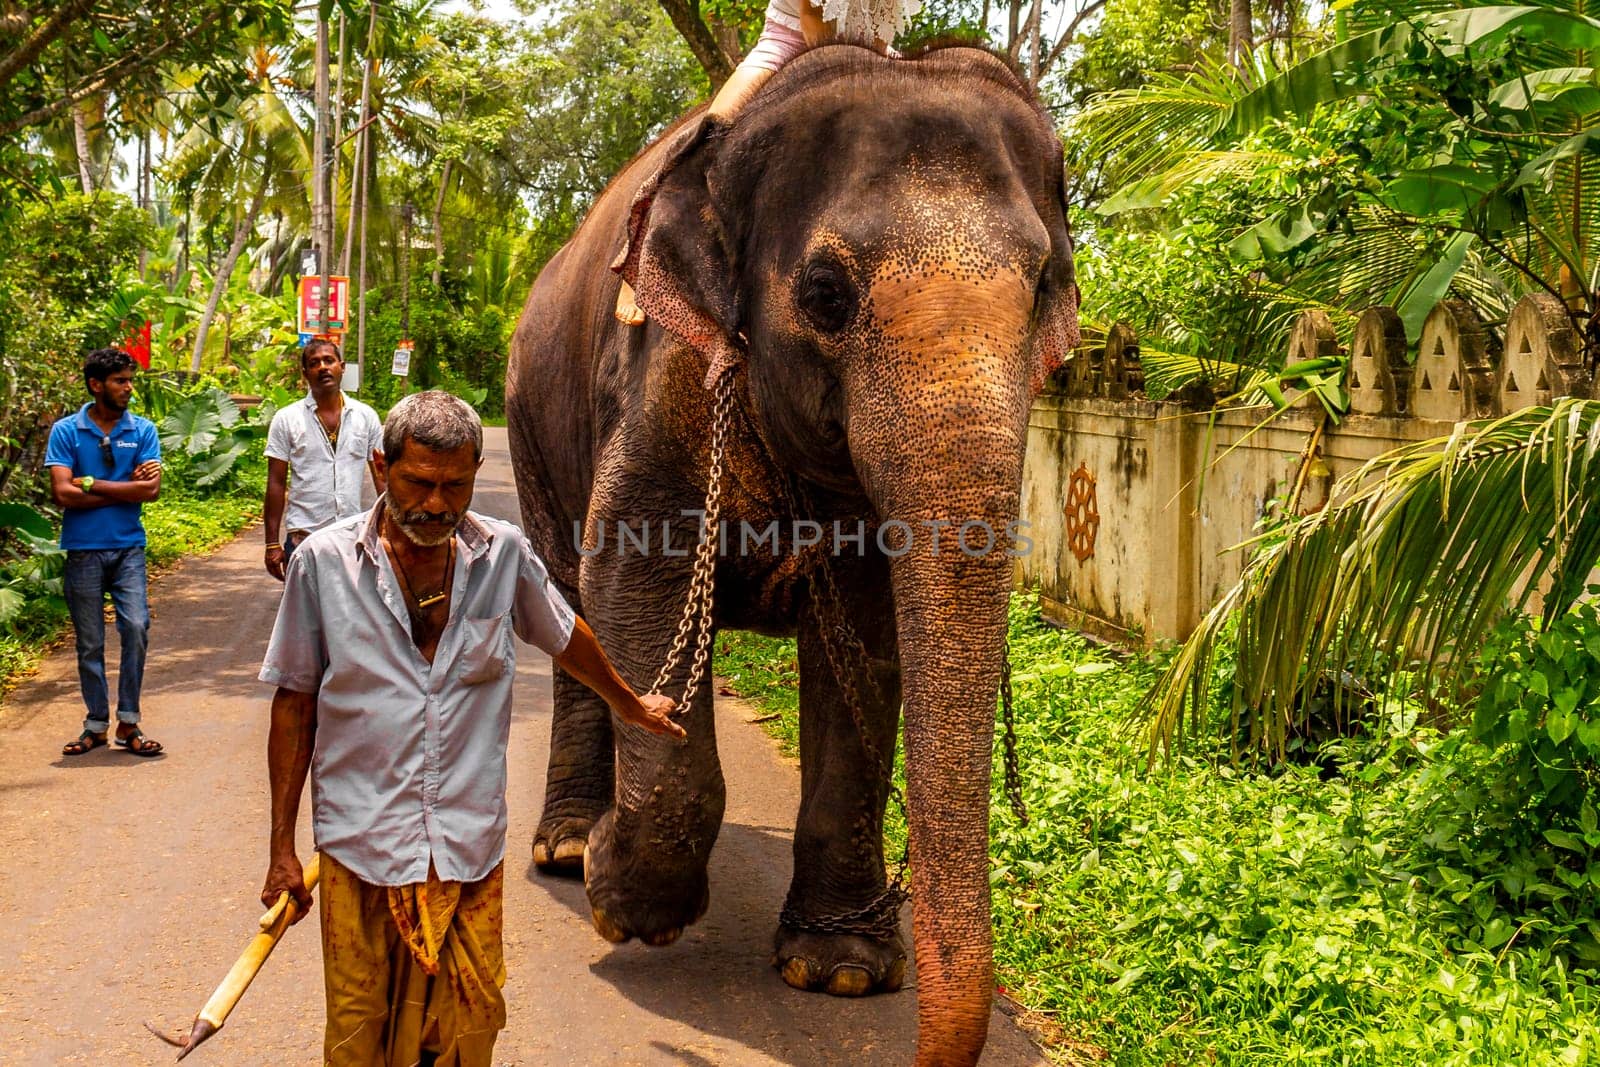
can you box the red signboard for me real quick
[297,276,350,335]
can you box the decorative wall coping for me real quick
[1052,295,1597,418]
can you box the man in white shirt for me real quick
[259,391,683,1064]
[263,340,385,580]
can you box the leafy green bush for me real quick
[359,277,510,416]
[1473,600,1600,811]
[0,503,62,627]
[718,593,1600,1064]
[997,595,1600,1063]
[157,386,267,489]
[0,192,153,505]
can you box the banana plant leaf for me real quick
[1488,66,1599,112]
[1228,7,1600,136]
[193,444,249,487]
[0,503,52,541]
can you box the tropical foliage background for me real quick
[11,0,1600,1060]
[1078,0,1600,398]
[0,0,1244,664]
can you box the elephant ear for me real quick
[613,115,744,389]
[1028,156,1081,394]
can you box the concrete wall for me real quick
[1019,295,1593,644]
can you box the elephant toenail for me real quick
[825,965,873,997]
[780,956,819,990]
[883,956,907,992]
[643,926,682,946]
[553,837,586,864]
[582,844,591,887]
[592,907,631,944]
[531,839,551,866]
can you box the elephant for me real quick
[506,43,1078,1065]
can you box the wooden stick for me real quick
[171,854,321,1060]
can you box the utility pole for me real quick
[344,4,375,281]
[313,9,334,333]
[400,202,413,397]
[332,11,346,272]
[354,0,377,385]
[137,127,151,276]
[400,203,413,342]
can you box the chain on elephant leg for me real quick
[775,610,908,997]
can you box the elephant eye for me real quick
[798,261,857,334]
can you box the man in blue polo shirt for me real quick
[45,349,166,758]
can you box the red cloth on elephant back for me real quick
[611,115,746,390]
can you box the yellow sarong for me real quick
[319,853,507,1067]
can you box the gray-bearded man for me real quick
[258,390,682,1065]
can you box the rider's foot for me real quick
[615,281,646,326]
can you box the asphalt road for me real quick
[0,427,1048,1066]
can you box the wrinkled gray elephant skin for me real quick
[507,43,1079,1067]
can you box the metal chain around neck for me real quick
[647,366,737,708]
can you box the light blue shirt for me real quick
[259,503,577,886]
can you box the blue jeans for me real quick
[64,548,150,733]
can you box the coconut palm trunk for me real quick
[190,171,269,373]
[72,102,94,193]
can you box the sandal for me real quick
[114,729,163,757]
[62,730,108,756]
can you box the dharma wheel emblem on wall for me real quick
[1064,463,1100,563]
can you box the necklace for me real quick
[315,395,343,452]
[389,537,455,610]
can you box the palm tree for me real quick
[166,37,311,372]
[1076,0,1600,394]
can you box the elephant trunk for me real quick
[891,527,1015,1065]
[845,273,1034,1065]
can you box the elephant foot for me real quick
[773,923,907,997]
[531,813,598,877]
[582,811,711,947]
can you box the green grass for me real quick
[142,490,262,568]
[716,631,801,756]
[0,455,266,703]
[714,593,1600,1066]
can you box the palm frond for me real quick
[1071,71,1246,190]
[1100,150,1301,216]
[1139,398,1600,761]
[1140,347,1249,396]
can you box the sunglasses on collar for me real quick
[99,434,115,470]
